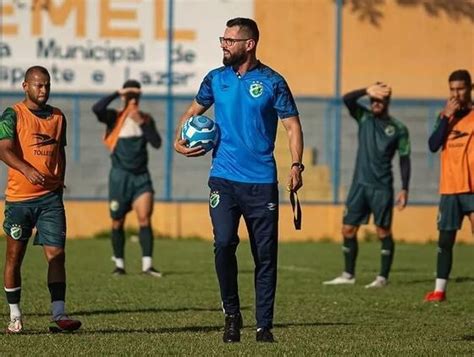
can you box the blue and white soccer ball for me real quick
[181,115,219,153]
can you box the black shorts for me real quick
[343,183,393,228]
[108,168,154,220]
[437,193,474,231]
[3,190,66,247]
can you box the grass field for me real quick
[0,238,473,355]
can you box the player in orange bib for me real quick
[425,69,474,302]
[0,66,81,333]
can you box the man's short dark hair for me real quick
[24,66,50,81]
[226,18,259,43]
[449,69,472,87]
[122,79,141,89]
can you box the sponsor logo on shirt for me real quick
[449,130,469,141]
[30,133,58,156]
[30,133,58,147]
[249,81,263,98]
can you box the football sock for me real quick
[51,301,66,320]
[435,278,447,292]
[112,228,125,260]
[49,282,66,301]
[380,235,395,279]
[436,230,456,281]
[115,258,125,269]
[139,225,154,258]
[342,236,358,276]
[5,287,21,319]
[142,256,152,271]
[49,282,66,320]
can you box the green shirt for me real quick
[351,107,410,189]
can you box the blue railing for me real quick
[0,91,445,204]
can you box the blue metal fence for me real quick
[0,92,444,204]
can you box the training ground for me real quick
[0,238,472,355]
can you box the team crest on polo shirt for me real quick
[10,224,22,240]
[249,81,263,98]
[384,125,396,136]
[209,191,220,208]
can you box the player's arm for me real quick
[274,78,303,191]
[0,108,45,185]
[343,84,391,120]
[60,115,67,185]
[342,88,367,120]
[174,100,209,157]
[91,92,119,127]
[175,71,215,157]
[396,126,411,211]
[428,116,449,153]
[140,115,162,149]
[428,97,459,153]
[281,116,304,192]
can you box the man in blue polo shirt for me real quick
[174,18,304,343]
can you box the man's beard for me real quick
[222,51,246,67]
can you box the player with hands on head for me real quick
[92,79,163,277]
[323,81,411,288]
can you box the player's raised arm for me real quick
[91,91,120,125]
[343,83,391,120]
[427,98,459,153]
[174,100,209,157]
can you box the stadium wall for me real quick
[0,201,471,243]
[255,0,473,97]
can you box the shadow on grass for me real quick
[453,277,474,284]
[461,335,474,341]
[403,278,434,285]
[404,276,474,285]
[0,320,354,336]
[21,306,252,317]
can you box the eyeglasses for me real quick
[219,37,251,47]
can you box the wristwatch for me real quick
[291,162,305,172]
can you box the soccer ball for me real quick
[181,115,219,153]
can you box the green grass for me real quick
[0,239,473,355]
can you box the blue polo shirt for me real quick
[195,62,299,183]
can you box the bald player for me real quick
[0,66,81,333]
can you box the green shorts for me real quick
[109,167,154,220]
[343,183,394,228]
[3,190,66,247]
[437,193,474,231]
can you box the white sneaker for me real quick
[6,316,23,333]
[365,276,388,288]
[323,275,355,285]
[142,267,162,278]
